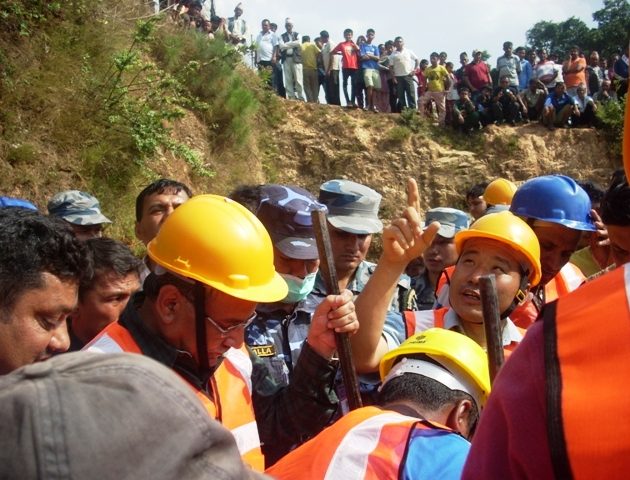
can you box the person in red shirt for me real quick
[463,49,492,102]
[329,28,360,107]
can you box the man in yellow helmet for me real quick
[351,180,541,372]
[86,195,358,471]
[267,329,490,479]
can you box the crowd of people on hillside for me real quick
[166,0,629,133]
[2,161,630,477]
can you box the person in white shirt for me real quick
[388,36,418,110]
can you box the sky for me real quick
[210,0,603,63]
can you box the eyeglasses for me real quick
[205,312,257,337]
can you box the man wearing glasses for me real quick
[85,195,358,472]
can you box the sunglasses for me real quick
[205,311,257,337]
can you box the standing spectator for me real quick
[496,41,521,89]
[320,30,340,105]
[527,50,538,69]
[586,50,606,96]
[48,191,111,241]
[464,49,492,102]
[279,18,305,101]
[376,44,391,112]
[593,78,618,104]
[455,51,468,84]
[542,81,578,130]
[360,29,381,112]
[439,51,448,66]
[571,83,597,127]
[515,46,532,91]
[270,22,286,97]
[389,37,419,110]
[445,62,459,126]
[301,36,321,103]
[255,19,278,87]
[421,52,450,124]
[329,29,361,107]
[613,45,629,99]
[227,3,247,45]
[520,78,547,121]
[416,59,429,105]
[354,36,367,109]
[535,48,562,89]
[563,46,587,97]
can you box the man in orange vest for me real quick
[350,179,541,372]
[267,328,490,479]
[86,195,358,471]
[462,262,630,478]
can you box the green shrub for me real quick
[596,98,625,159]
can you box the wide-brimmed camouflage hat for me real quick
[318,180,383,235]
[47,190,111,226]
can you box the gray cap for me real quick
[318,180,383,234]
[256,185,326,260]
[47,190,111,225]
[425,207,469,238]
[0,352,267,480]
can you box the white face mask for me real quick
[280,272,317,304]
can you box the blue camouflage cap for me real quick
[425,207,469,238]
[47,190,111,226]
[318,180,383,234]
[256,185,327,260]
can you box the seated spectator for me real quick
[571,83,597,127]
[453,86,481,133]
[48,190,111,241]
[475,86,494,126]
[492,75,525,125]
[207,15,230,40]
[593,78,618,104]
[0,209,91,375]
[465,182,488,220]
[520,78,547,121]
[67,238,141,351]
[0,352,264,479]
[542,82,578,130]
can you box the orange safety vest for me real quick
[266,406,444,479]
[544,262,585,303]
[543,263,630,479]
[403,308,521,357]
[86,321,264,471]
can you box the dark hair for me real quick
[385,40,394,48]
[515,46,526,53]
[446,61,454,68]
[577,180,604,204]
[503,41,513,49]
[394,36,403,43]
[270,22,277,29]
[343,28,353,35]
[377,371,480,432]
[319,30,329,38]
[79,238,141,301]
[228,184,266,213]
[466,182,488,200]
[143,271,194,302]
[601,170,630,226]
[261,18,270,24]
[430,51,439,58]
[302,35,310,42]
[366,28,375,35]
[135,179,193,222]
[0,209,92,315]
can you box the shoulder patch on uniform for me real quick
[251,344,276,357]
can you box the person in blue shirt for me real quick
[515,46,532,92]
[542,81,578,130]
[360,28,382,112]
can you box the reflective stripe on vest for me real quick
[545,262,585,303]
[544,264,630,479]
[266,406,426,480]
[86,322,264,471]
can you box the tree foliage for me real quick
[526,0,630,58]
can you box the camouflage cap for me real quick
[47,190,111,226]
[256,185,327,260]
[425,207,469,238]
[318,180,383,234]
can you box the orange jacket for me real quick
[266,406,454,479]
[403,307,522,357]
[543,264,630,478]
[86,321,264,471]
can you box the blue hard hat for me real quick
[509,175,595,231]
[0,196,37,211]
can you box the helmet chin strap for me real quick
[499,271,530,320]
[194,281,210,377]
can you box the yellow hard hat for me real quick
[379,328,491,408]
[454,210,542,286]
[483,178,518,206]
[147,195,288,303]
